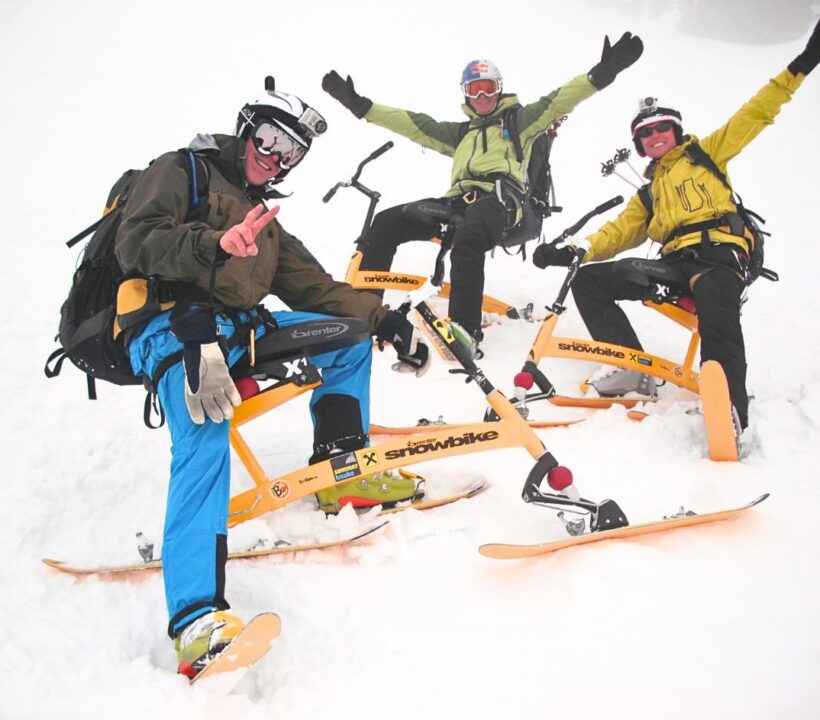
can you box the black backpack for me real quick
[637,142,776,285]
[457,106,564,219]
[45,149,209,399]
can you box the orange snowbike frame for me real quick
[508,200,704,409]
[331,140,551,322]
[229,145,634,533]
[226,298,626,531]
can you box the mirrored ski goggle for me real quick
[462,78,500,99]
[251,122,308,168]
[634,121,675,139]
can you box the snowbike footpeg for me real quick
[520,453,581,505]
[518,361,556,398]
[557,511,586,536]
[589,499,629,532]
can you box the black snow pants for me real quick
[360,195,509,340]
[571,243,749,428]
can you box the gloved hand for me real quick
[375,310,431,377]
[588,32,644,89]
[182,342,242,424]
[532,238,591,269]
[789,19,820,76]
[219,204,280,258]
[322,70,373,119]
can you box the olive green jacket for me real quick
[115,134,386,330]
[364,74,598,199]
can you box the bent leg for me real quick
[271,311,373,455]
[448,197,506,337]
[691,267,748,428]
[360,200,441,272]
[571,262,647,350]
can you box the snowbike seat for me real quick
[401,200,464,229]
[612,258,696,314]
[612,258,690,293]
[231,317,371,384]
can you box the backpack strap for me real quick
[502,106,524,163]
[178,148,210,212]
[637,183,654,226]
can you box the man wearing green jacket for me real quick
[323,33,643,348]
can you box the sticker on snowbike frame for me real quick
[330,452,362,482]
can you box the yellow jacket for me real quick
[585,69,804,262]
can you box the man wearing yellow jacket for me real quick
[533,20,819,432]
[323,33,643,349]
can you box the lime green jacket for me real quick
[364,74,598,199]
[585,68,805,262]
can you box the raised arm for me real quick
[322,70,461,156]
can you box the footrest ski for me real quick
[378,480,489,515]
[190,612,281,686]
[478,493,769,560]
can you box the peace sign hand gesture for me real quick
[219,204,280,257]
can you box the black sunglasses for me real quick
[635,121,675,139]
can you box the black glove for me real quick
[533,241,577,268]
[588,32,644,90]
[322,70,373,119]
[375,310,430,377]
[789,19,820,76]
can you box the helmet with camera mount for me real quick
[630,97,683,156]
[236,76,327,183]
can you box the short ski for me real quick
[42,521,389,578]
[370,418,582,435]
[190,612,281,686]
[478,493,769,560]
[548,395,656,410]
[700,360,739,461]
[378,480,489,515]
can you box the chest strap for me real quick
[663,212,750,252]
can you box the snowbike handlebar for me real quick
[322,141,394,203]
[551,195,623,245]
[547,196,624,314]
[322,142,395,249]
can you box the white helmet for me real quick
[460,59,503,97]
[236,76,327,181]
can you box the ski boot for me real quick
[450,322,483,359]
[315,469,425,513]
[175,610,244,679]
[589,367,657,399]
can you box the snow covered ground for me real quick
[2,1,820,718]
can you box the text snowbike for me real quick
[497,199,741,461]
[338,118,566,323]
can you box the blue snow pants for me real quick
[128,308,373,636]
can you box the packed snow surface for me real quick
[2,1,819,718]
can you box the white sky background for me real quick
[1,1,819,718]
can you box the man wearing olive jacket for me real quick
[533,20,820,436]
[323,33,643,348]
[115,83,428,677]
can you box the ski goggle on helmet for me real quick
[250,122,307,170]
[461,59,503,98]
[237,76,328,177]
